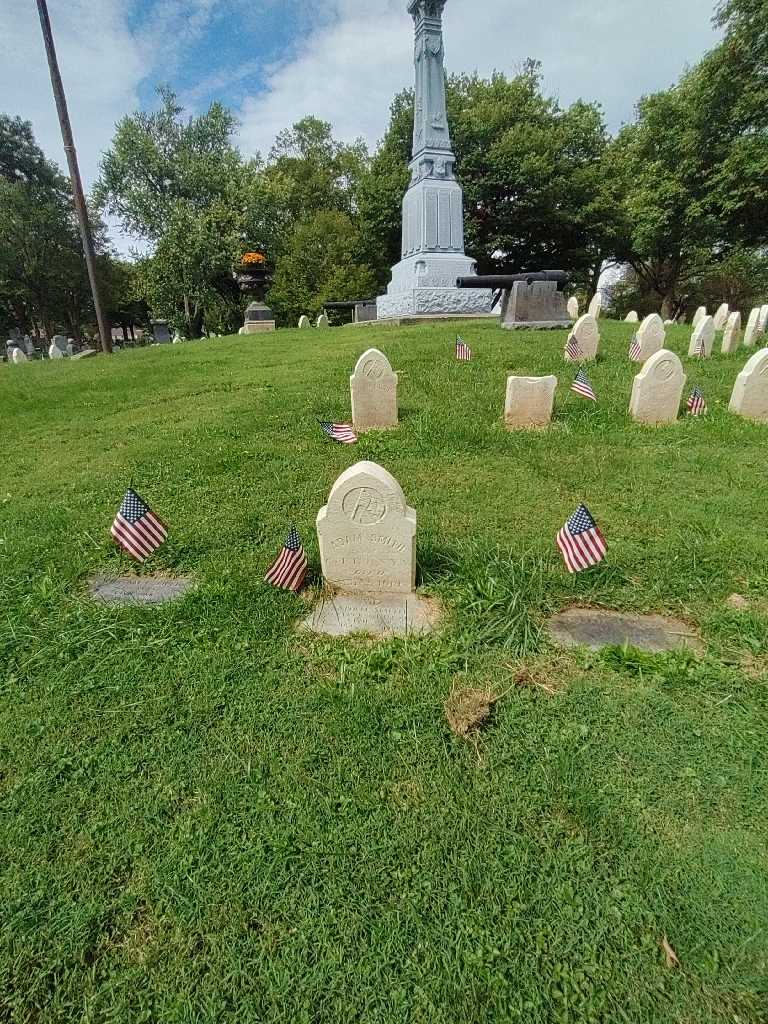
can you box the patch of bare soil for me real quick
[445,688,499,739]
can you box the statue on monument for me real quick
[376,0,492,320]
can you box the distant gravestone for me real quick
[624,311,639,323]
[721,311,742,354]
[567,296,579,319]
[24,337,35,356]
[151,320,171,344]
[350,348,398,432]
[713,303,730,330]
[587,293,602,319]
[11,348,28,363]
[729,348,768,423]
[48,343,64,360]
[629,349,686,425]
[688,315,715,358]
[743,307,761,348]
[692,306,707,328]
[316,313,330,329]
[317,461,416,595]
[564,314,599,362]
[51,334,68,354]
[759,304,768,334]
[504,375,557,429]
[72,349,97,360]
[298,315,311,329]
[636,313,665,362]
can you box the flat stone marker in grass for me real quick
[636,313,665,362]
[729,347,768,423]
[564,314,599,362]
[547,608,703,653]
[629,349,686,425]
[350,348,398,432]
[688,315,715,358]
[721,311,742,354]
[504,375,557,429]
[89,575,195,605]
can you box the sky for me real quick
[1,0,720,255]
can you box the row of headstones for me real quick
[347,344,768,432]
[298,314,330,329]
[566,310,757,364]
[6,335,96,363]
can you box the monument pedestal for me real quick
[377,254,493,318]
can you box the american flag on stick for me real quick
[571,367,597,402]
[319,420,357,445]
[456,336,472,361]
[265,526,308,593]
[694,332,707,358]
[687,385,707,416]
[565,332,583,361]
[629,334,642,361]
[557,503,607,574]
[111,488,168,563]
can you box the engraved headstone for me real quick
[713,303,730,330]
[504,375,557,430]
[635,313,665,362]
[350,348,399,432]
[624,311,639,323]
[629,349,686,425]
[692,306,707,328]
[743,307,760,348]
[729,348,768,423]
[587,293,602,319]
[298,315,311,329]
[564,314,599,362]
[688,315,715,358]
[316,313,330,329]
[721,311,742,354]
[89,575,195,605]
[567,296,579,319]
[316,461,416,595]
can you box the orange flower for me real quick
[242,252,266,265]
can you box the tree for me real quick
[0,114,64,192]
[267,211,378,327]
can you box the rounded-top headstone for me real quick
[688,315,716,358]
[298,315,311,329]
[692,306,707,328]
[721,311,742,354]
[48,343,64,359]
[713,303,730,330]
[52,334,68,353]
[587,293,602,319]
[565,314,599,362]
[743,307,761,348]
[629,349,686,425]
[11,348,28,363]
[758,304,768,334]
[567,296,579,319]
[350,348,399,432]
[729,347,768,423]
[316,461,417,595]
[316,313,330,329]
[635,313,665,362]
[625,311,639,323]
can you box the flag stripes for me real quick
[319,420,358,444]
[265,527,308,592]
[571,367,597,401]
[111,488,168,562]
[557,504,607,574]
[456,336,472,361]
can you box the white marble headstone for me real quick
[317,461,416,595]
[688,316,715,358]
[629,349,686,425]
[48,344,64,360]
[743,308,761,348]
[624,311,639,323]
[567,296,579,319]
[316,313,330,329]
[758,305,768,335]
[504,375,557,429]
[587,293,602,319]
[298,315,311,329]
[692,306,707,329]
[713,303,730,330]
[565,314,599,362]
[11,348,28,363]
[350,348,398,432]
[636,313,665,362]
[729,348,768,423]
[721,311,742,354]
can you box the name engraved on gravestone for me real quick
[350,348,399,432]
[302,592,438,637]
[317,461,416,595]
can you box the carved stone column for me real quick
[377,0,492,320]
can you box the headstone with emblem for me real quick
[630,349,686,425]
[350,348,399,432]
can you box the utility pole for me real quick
[35,0,112,354]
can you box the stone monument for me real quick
[376,1,492,320]
[350,349,399,432]
[629,349,686,425]
[729,348,768,422]
[625,311,639,323]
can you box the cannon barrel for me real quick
[456,270,569,291]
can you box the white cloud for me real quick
[237,0,720,158]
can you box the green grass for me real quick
[1,319,767,1023]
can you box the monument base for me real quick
[377,252,493,320]
[301,592,441,638]
[500,280,571,331]
[242,322,276,334]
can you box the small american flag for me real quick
[456,336,472,361]
[565,332,583,361]
[319,420,357,444]
[111,488,168,562]
[557,504,607,574]
[571,367,597,401]
[265,526,308,593]
[694,332,707,358]
[687,385,707,416]
[629,334,642,361]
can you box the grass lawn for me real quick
[1,318,767,1023]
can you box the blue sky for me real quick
[1,0,720,252]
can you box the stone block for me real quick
[588,294,602,319]
[567,296,579,319]
[504,375,557,429]
[316,314,330,329]
[743,308,761,347]
[692,306,707,328]
[298,315,311,329]
[624,311,639,322]
[713,303,730,330]
[242,321,276,334]
[501,280,570,330]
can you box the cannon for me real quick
[457,270,572,329]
